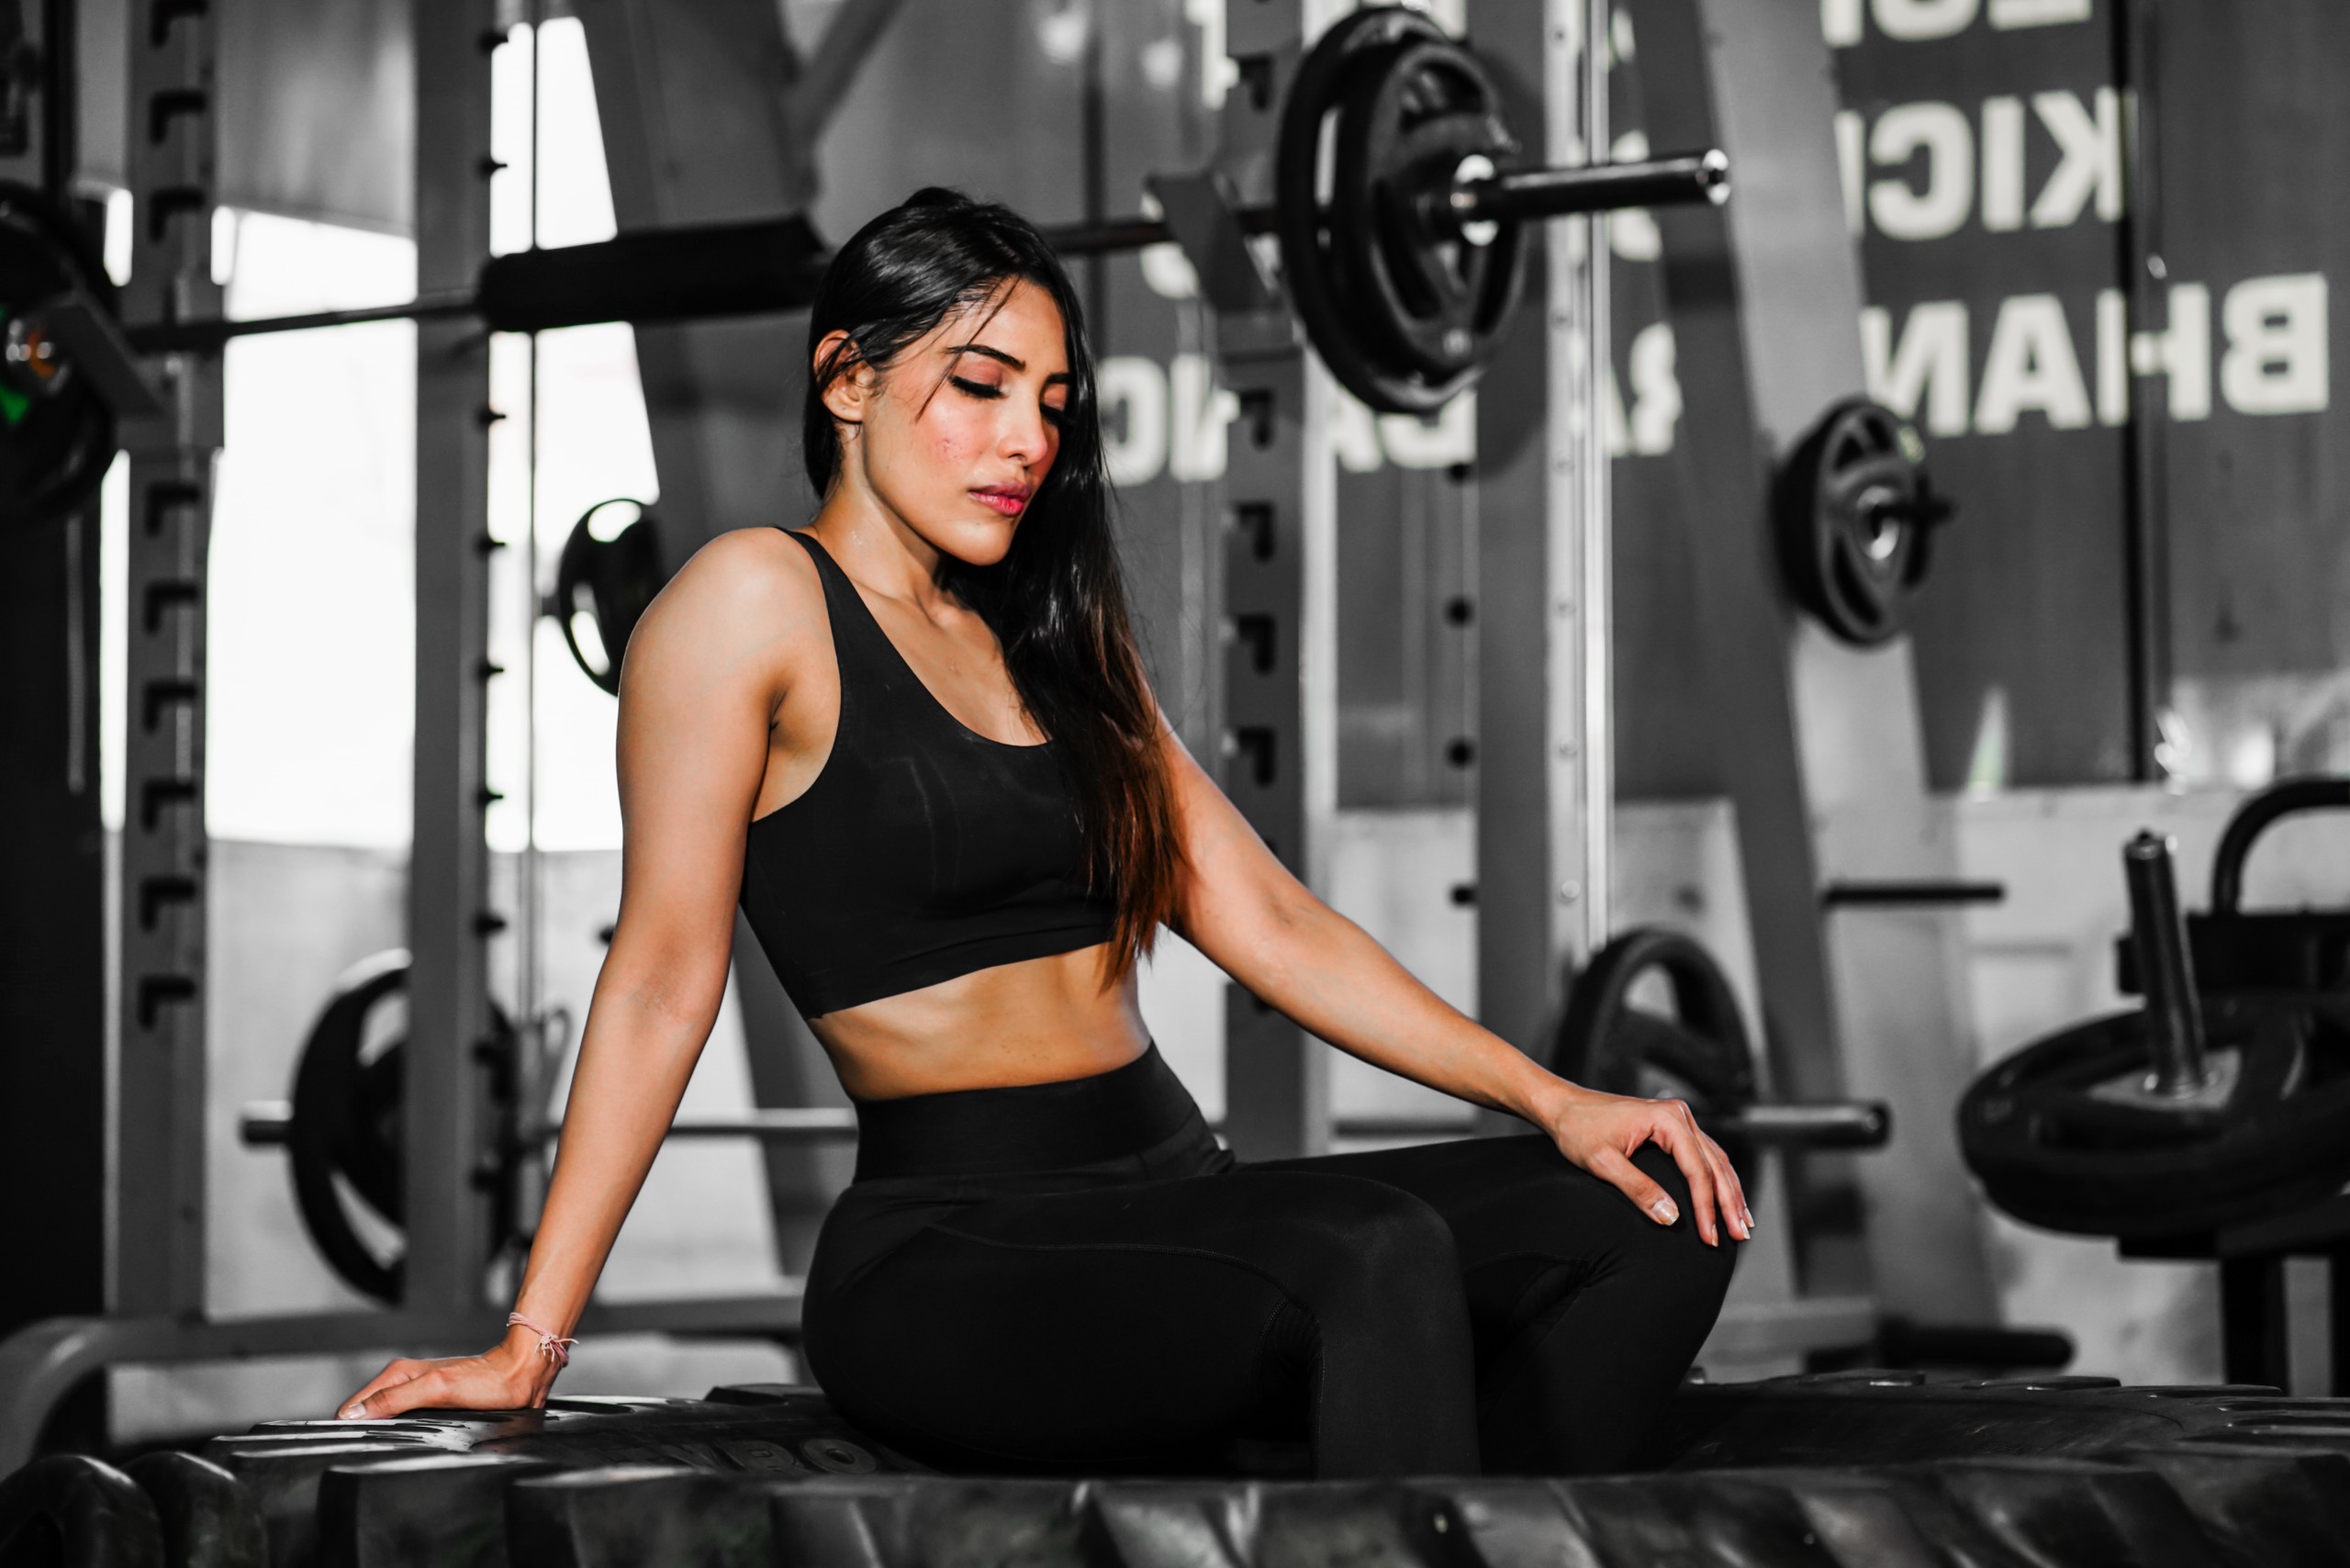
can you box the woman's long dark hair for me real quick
[804,187,1182,975]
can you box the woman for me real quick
[339,189,1746,1478]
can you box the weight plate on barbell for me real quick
[1774,398,1952,648]
[1330,34,1523,387]
[0,184,118,529]
[1958,991,2350,1239]
[1278,6,1522,416]
[552,498,669,697]
[285,950,520,1303]
[1551,926,1761,1178]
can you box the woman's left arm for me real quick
[1163,727,1751,1247]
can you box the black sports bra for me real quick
[737,531,1116,1017]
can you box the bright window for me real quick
[204,212,418,847]
[484,16,659,854]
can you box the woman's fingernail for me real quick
[340,1406,362,1420]
[1743,1207,1756,1230]
[1650,1197,1679,1225]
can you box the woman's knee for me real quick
[1628,1144,1743,1279]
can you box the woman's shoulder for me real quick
[623,526,829,689]
[647,526,822,624]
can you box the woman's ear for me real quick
[814,330,871,425]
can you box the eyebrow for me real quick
[948,342,1071,385]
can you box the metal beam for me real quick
[1473,0,1595,1071]
[1215,0,1335,1162]
[1637,0,1995,1320]
[114,0,223,1320]
[405,0,502,1315]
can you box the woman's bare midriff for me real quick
[803,942,1153,1102]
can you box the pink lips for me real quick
[971,485,1032,518]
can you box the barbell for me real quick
[0,17,1730,530]
[238,949,525,1303]
[1549,925,1893,1182]
[245,927,1886,1300]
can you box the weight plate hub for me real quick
[1551,926,1760,1177]
[1959,991,2350,1239]
[1278,7,1526,416]
[0,184,118,529]
[1774,398,1950,648]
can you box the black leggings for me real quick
[800,1047,1737,1478]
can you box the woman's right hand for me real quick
[337,1328,556,1420]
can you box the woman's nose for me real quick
[1001,404,1053,465]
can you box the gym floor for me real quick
[3,0,2348,1562]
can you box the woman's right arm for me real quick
[337,531,810,1419]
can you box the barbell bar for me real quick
[244,1095,1886,1151]
[121,150,1725,357]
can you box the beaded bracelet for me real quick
[507,1311,578,1369]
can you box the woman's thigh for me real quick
[1254,1137,1734,1349]
[804,1166,1476,1473]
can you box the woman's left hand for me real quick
[1535,1082,1752,1247]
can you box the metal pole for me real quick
[1452,151,1728,222]
[114,0,222,1319]
[1578,0,1613,958]
[406,0,502,1312]
[2123,831,2210,1095]
[517,10,546,1255]
[1216,0,1335,1161]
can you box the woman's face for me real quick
[822,277,1070,567]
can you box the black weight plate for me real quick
[1552,926,1759,1178]
[0,184,118,529]
[1774,398,1941,648]
[1277,7,1489,417]
[1958,992,2350,1238]
[554,498,668,697]
[1329,35,1523,386]
[285,951,519,1303]
[338,1040,406,1224]
[287,951,412,1303]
